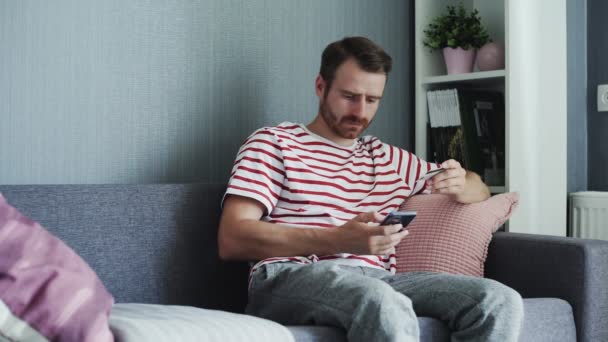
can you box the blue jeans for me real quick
[246,262,524,342]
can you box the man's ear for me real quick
[315,74,326,98]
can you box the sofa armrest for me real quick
[485,231,608,342]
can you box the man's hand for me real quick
[426,159,466,196]
[335,212,409,255]
[426,159,491,203]
[219,196,411,261]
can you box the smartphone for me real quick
[380,211,417,231]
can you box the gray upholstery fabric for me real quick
[520,298,576,342]
[286,326,347,342]
[417,317,450,341]
[0,184,250,312]
[0,184,602,342]
[486,232,608,342]
[286,317,449,342]
[286,299,576,342]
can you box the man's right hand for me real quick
[334,212,409,255]
[219,195,410,260]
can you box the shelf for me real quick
[422,70,505,86]
[415,0,568,235]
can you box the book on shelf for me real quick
[426,88,505,186]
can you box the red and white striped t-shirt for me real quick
[224,122,441,276]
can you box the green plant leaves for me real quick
[422,3,490,52]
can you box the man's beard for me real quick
[319,100,370,139]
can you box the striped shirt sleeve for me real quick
[223,128,286,215]
[392,146,441,195]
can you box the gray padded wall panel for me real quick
[567,0,587,193]
[0,0,413,184]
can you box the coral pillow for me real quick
[395,192,519,277]
[0,194,114,342]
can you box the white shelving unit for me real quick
[414,0,568,236]
[422,70,506,85]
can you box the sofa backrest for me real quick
[0,183,249,313]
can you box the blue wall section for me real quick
[0,0,413,184]
[567,0,588,193]
[587,0,608,191]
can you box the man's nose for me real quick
[351,98,366,117]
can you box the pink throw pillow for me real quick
[394,193,519,277]
[0,194,114,342]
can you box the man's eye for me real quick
[366,98,378,104]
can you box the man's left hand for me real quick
[426,159,466,197]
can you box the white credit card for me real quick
[421,168,445,180]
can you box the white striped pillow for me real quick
[109,303,295,342]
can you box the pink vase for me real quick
[476,42,505,71]
[442,47,476,74]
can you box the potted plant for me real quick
[423,3,490,74]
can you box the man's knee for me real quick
[308,265,408,300]
[248,263,416,327]
[291,264,415,312]
[476,279,524,321]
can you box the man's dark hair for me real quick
[319,36,392,95]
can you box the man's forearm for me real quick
[218,218,340,261]
[453,171,491,204]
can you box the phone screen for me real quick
[381,211,417,229]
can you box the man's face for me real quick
[317,59,387,139]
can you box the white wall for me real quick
[507,0,568,235]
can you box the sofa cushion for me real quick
[0,194,114,342]
[285,318,450,342]
[109,303,295,342]
[287,298,574,342]
[395,193,518,277]
[520,298,576,342]
[285,326,346,342]
[0,184,250,313]
[418,317,450,341]
[285,318,449,342]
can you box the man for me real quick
[218,37,523,342]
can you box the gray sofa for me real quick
[0,183,607,341]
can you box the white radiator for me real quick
[569,191,608,240]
